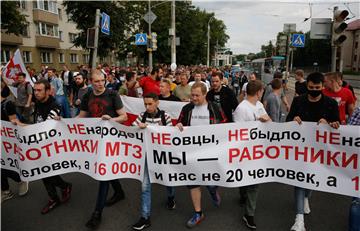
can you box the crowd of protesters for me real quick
[1,62,358,231]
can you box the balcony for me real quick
[33,9,58,24]
[35,36,59,48]
[1,33,23,45]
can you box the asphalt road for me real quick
[1,173,352,231]
[1,88,353,231]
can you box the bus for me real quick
[251,56,285,84]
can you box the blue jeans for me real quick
[295,187,312,214]
[141,162,175,219]
[55,95,70,118]
[349,197,360,231]
[95,179,122,212]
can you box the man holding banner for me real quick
[131,93,174,230]
[176,82,227,228]
[78,69,128,230]
[286,72,340,231]
[233,79,271,230]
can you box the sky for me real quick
[192,0,360,55]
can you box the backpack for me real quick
[141,110,167,126]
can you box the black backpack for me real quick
[141,109,167,126]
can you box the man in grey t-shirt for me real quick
[264,79,282,122]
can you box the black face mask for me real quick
[308,90,322,98]
[156,76,161,81]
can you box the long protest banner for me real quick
[1,119,359,197]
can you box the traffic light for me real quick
[147,34,152,51]
[151,32,157,51]
[86,28,96,48]
[332,9,349,46]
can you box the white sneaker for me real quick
[304,197,311,215]
[18,181,29,196]
[290,215,306,231]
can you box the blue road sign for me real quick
[101,12,110,35]
[291,34,305,47]
[135,33,147,45]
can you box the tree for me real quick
[1,1,28,35]
[63,1,144,63]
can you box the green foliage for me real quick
[1,1,28,35]
[63,1,229,65]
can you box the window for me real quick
[22,51,32,63]
[58,8,62,20]
[17,0,26,9]
[36,22,59,37]
[33,0,57,14]
[21,24,30,37]
[355,42,358,49]
[59,53,65,63]
[69,33,77,43]
[1,50,11,63]
[59,31,63,41]
[70,54,78,63]
[83,54,90,64]
[40,52,52,63]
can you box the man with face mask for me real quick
[138,66,163,96]
[286,72,340,231]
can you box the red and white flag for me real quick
[1,49,33,97]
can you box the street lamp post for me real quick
[171,0,176,65]
[148,0,152,71]
[207,17,213,67]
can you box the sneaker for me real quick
[85,211,102,230]
[209,188,221,208]
[61,183,72,203]
[1,190,14,203]
[18,181,29,196]
[186,213,205,228]
[242,215,256,230]
[290,216,306,231]
[41,199,60,214]
[166,197,176,210]
[105,191,125,207]
[132,217,151,230]
[304,198,311,215]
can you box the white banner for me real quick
[1,119,145,182]
[1,119,359,197]
[145,122,360,197]
[1,49,33,98]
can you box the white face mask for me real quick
[120,76,125,81]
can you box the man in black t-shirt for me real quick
[294,69,307,97]
[159,79,180,101]
[206,71,238,122]
[78,69,128,230]
[286,72,340,231]
[27,79,73,214]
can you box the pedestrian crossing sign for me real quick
[101,12,110,35]
[135,34,147,46]
[291,34,305,47]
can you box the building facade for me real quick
[1,0,90,73]
[343,19,360,72]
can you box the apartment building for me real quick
[1,0,90,72]
[343,19,360,72]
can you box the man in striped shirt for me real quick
[132,93,175,231]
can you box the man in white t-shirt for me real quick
[232,79,271,230]
[188,72,210,92]
[239,72,257,102]
[176,82,227,228]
